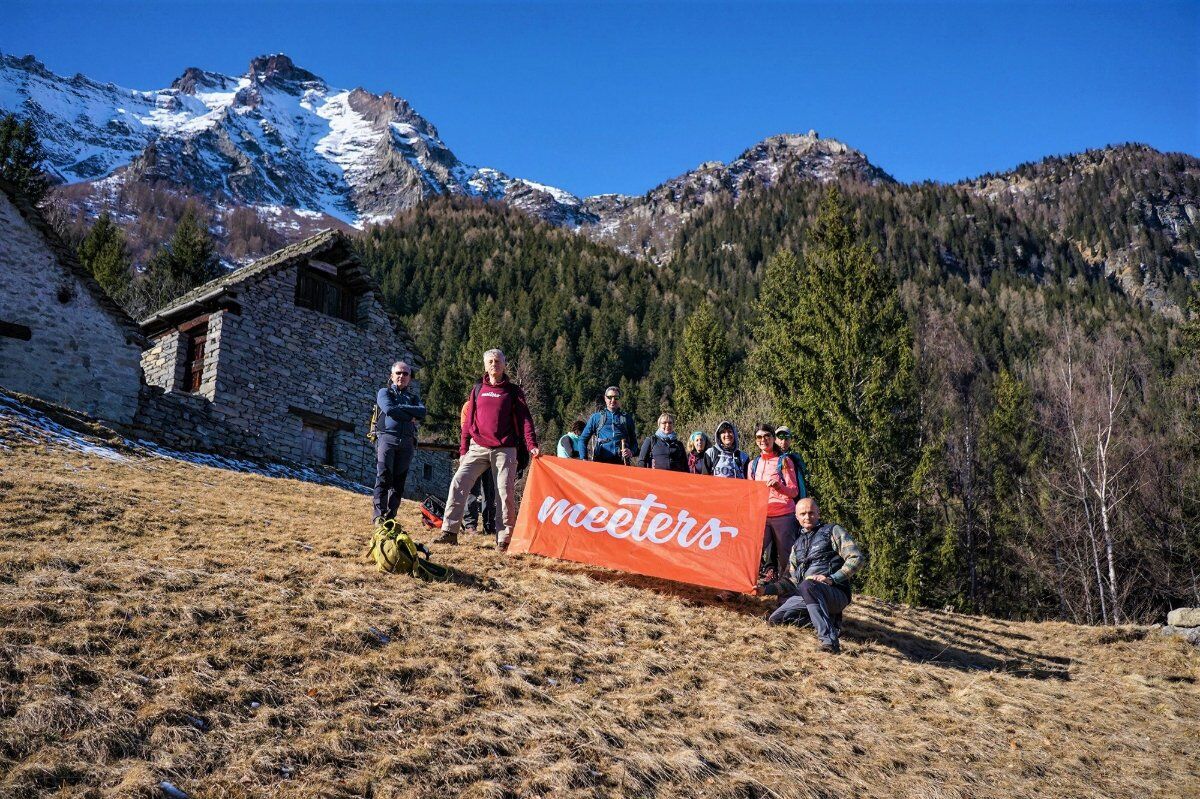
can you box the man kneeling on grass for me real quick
[754,497,866,654]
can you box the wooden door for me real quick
[184,332,207,393]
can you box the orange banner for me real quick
[509,456,770,592]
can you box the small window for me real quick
[295,268,357,323]
[182,327,208,393]
[300,423,336,466]
[423,463,433,480]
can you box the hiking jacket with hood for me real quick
[460,375,538,456]
[577,408,637,460]
[703,421,750,478]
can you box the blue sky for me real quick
[3,1,1197,197]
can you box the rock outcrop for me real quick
[1160,607,1200,647]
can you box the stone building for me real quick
[135,229,450,496]
[0,181,146,424]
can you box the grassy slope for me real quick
[0,414,1197,799]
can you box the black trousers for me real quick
[466,467,497,532]
[593,450,626,465]
[767,580,850,645]
[373,435,414,521]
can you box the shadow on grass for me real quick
[531,560,785,620]
[843,616,1071,680]
[530,559,1072,679]
[426,565,496,591]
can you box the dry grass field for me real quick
[0,398,1197,799]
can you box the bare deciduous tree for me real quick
[1036,324,1148,624]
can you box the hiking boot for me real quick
[432,529,459,545]
[819,639,841,655]
[495,531,512,552]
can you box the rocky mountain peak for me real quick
[3,53,51,78]
[170,66,228,95]
[346,87,440,140]
[246,54,324,90]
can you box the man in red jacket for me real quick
[434,348,540,550]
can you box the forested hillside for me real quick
[356,199,694,444]
[966,144,1200,311]
[663,161,1198,626]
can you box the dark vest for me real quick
[794,522,848,592]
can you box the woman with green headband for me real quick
[687,431,711,475]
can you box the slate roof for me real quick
[0,180,147,349]
[139,229,421,363]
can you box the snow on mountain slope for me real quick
[0,51,889,259]
[0,52,592,229]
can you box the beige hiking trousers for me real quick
[442,443,519,537]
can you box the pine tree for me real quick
[143,209,221,312]
[977,370,1044,615]
[77,212,133,301]
[750,247,803,406]
[672,301,732,421]
[0,113,49,205]
[755,187,922,602]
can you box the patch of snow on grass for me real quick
[0,393,367,493]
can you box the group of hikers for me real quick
[371,349,865,654]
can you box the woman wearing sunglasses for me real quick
[748,423,800,582]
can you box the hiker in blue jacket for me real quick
[373,360,427,522]
[576,386,637,465]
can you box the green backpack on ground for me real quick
[368,518,451,580]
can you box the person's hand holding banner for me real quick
[508,457,770,592]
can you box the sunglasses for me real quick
[605,395,619,400]
[755,434,773,440]
[393,371,411,376]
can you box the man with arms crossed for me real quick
[373,360,427,523]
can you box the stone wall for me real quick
[407,447,456,502]
[201,263,411,485]
[142,330,185,391]
[131,384,263,455]
[0,192,143,426]
[132,384,452,501]
[134,257,447,497]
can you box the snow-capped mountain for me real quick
[1,51,894,262]
[0,52,595,228]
